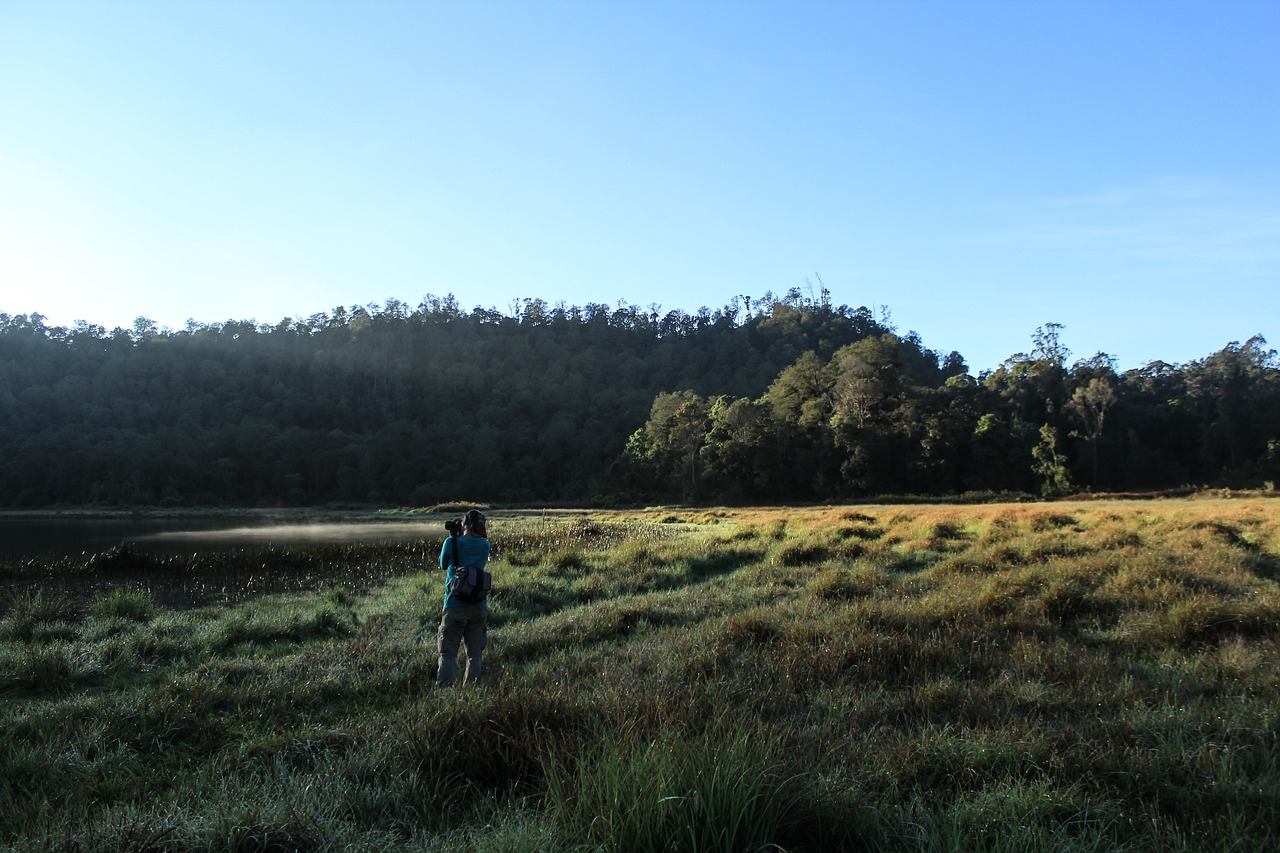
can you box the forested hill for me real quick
[1,295,1277,508]
[0,294,907,506]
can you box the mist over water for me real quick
[1,515,453,610]
[0,517,447,559]
[141,522,442,548]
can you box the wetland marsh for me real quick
[3,500,1278,851]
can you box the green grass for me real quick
[2,499,1279,851]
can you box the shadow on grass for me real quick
[686,545,766,579]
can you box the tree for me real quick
[1032,423,1072,496]
[1186,336,1279,478]
[980,323,1077,491]
[826,335,928,495]
[766,351,833,430]
[699,396,788,500]
[1068,373,1118,488]
[623,391,712,498]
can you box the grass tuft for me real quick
[91,586,157,622]
[0,589,78,641]
[543,723,850,852]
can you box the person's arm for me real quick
[439,538,450,571]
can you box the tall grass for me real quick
[542,722,852,852]
[1,499,1278,850]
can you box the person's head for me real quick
[463,509,487,538]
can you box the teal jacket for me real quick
[439,535,491,609]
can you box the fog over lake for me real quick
[0,514,449,559]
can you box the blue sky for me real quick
[2,0,1277,373]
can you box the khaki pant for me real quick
[436,605,487,687]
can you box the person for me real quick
[435,508,491,687]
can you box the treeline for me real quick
[623,324,1280,501]
[0,290,894,506]
[1,293,1277,508]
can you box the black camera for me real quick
[444,517,464,535]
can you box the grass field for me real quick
[2,499,1279,851]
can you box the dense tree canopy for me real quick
[625,325,1278,503]
[1,294,1276,507]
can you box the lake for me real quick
[0,511,461,611]
[0,512,452,559]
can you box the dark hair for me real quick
[463,509,487,537]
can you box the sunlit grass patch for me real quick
[683,537,767,578]
[604,538,666,571]
[974,567,1053,618]
[930,546,1008,576]
[832,521,884,543]
[734,557,814,591]
[1200,634,1277,683]
[959,557,1111,626]
[1189,518,1260,553]
[502,546,544,567]
[549,545,588,571]
[833,509,879,524]
[495,594,690,665]
[891,507,977,542]
[1029,510,1080,532]
[1097,539,1272,618]
[807,563,887,601]
[488,581,570,625]
[723,523,764,541]
[1117,593,1280,648]
[1086,524,1144,551]
[760,518,789,540]
[772,538,831,567]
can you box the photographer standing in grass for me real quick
[436,509,491,687]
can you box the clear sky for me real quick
[2,0,1277,373]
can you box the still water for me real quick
[0,513,448,559]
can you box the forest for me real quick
[1,290,1278,507]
